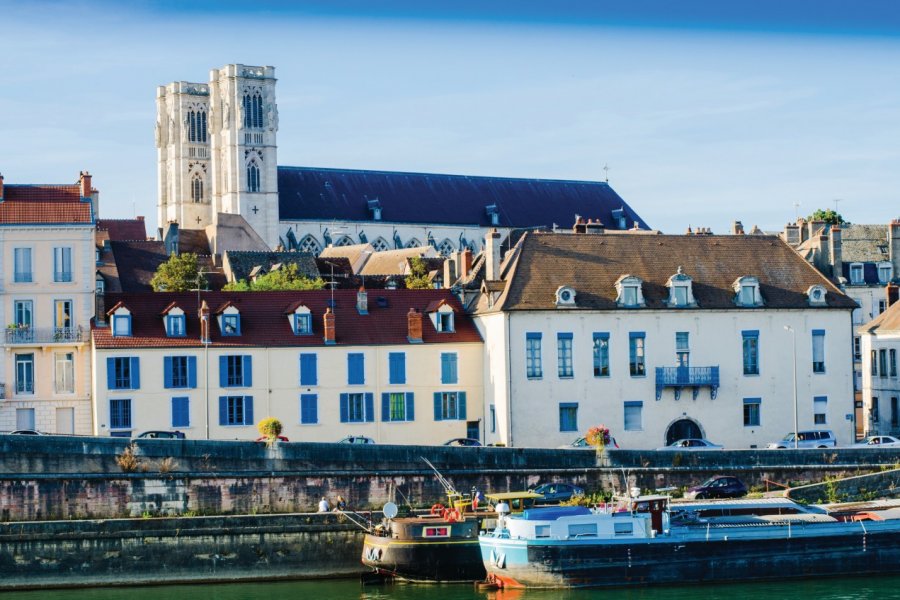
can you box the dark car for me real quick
[443,438,482,447]
[137,430,186,439]
[685,476,747,500]
[529,483,585,504]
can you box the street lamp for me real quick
[784,325,799,449]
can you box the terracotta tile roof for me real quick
[488,232,857,312]
[0,184,93,225]
[92,289,483,349]
[3,184,82,203]
[96,218,147,241]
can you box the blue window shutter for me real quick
[389,353,405,385]
[301,394,317,424]
[434,392,442,421]
[398,354,406,384]
[441,354,451,384]
[244,396,254,425]
[219,356,227,387]
[406,392,415,421]
[131,357,140,390]
[163,357,173,389]
[172,397,189,427]
[365,393,374,423]
[310,354,318,385]
[458,392,467,420]
[382,393,390,421]
[449,354,458,384]
[339,393,349,423]
[188,357,197,388]
[244,356,253,387]
[300,354,317,386]
[106,357,115,389]
[348,353,364,385]
[218,396,227,425]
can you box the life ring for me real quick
[430,503,445,516]
[445,508,461,523]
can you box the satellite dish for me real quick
[383,502,399,519]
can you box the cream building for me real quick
[858,294,900,435]
[91,289,484,443]
[0,172,97,434]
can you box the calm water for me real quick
[4,577,900,600]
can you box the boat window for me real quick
[423,527,450,538]
[535,525,550,538]
[614,522,634,536]
[568,523,598,537]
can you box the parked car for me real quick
[766,430,836,449]
[656,438,723,451]
[558,436,619,449]
[137,430,186,439]
[9,429,46,435]
[337,436,376,444]
[529,483,585,504]
[851,435,900,448]
[684,476,748,500]
[254,435,289,442]
[443,438,482,447]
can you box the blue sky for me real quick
[2,1,899,235]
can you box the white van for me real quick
[766,430,836,449]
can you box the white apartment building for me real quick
[858,294,900,435]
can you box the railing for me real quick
[655,366,720,400]
[5,327,85,345]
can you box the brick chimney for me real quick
[356,286,368,315]
[323,307,336,345]
[585,219,605,234]
[407,308,423,343]
[0,173,4,200]
[199,300,210,344]
[79,171,92,199]
[731,220,744,235]
[485,228,501,281]
[460,248,473,279]
[887,283,899,308]
[890,220,900,284]
[442,255,457,289]
[783,222,800,246]
[94,291,106,326]
[572,216,587,234]
[829,225,842,281]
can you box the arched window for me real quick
[371,237,390,252]
[188,109,208,143]
[243,91,264,129]
[334,236,354,247]
[437,239,454,257]
[191,173,204,203]
[406,238,421,248]
[298,235,322,255]
[247,162,260,192]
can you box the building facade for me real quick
[0,172,97,434]
[858,292,900,436]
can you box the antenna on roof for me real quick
[793,200,801,221]
[602,163,610,183]
[833,198,842,215]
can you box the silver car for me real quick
[851,435,900,448]
[766,430,836,449]
[656,438,723,451]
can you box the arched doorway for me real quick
[665,419,702,445]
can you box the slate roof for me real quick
[96,218,147,241]
[485,232,857,312]
[842,225,890,263]
[107,241,227,292]
[360,246,438,276]
[277,166,649,230]
[225,251,320,283]
[0,184,93,224]
[92,289,483,349]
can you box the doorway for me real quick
[665,418,702,445]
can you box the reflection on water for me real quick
[2,576,898,600]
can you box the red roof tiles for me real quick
[96,218,147,241]
[0,184,93,224]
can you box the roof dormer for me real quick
[555,285,577,307]
[107,302,132,337]
[807,284,828,307]
[284,301,312,335]
[666,266,697,308]
[426,299,456,333]
[615,275,645,308]
[215,301,241,336]
[733,276,764,308]
[160,302,186,337]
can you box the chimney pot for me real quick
[485,229,502,281]
[79,171,92,199]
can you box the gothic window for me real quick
[247,162,261,192]
[191,173,204,203]
[298,235,322,255]
[188,109,208,143]
[437,239,454,257]
[243,91,264,129]
[406,238,421,248]
[371,237,390,252]
[334,236,354,247]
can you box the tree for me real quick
[404,257,433,290]
[222,263,326,291]
[150,253,203,292]
[807,209,848,226]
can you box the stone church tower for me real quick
[156,64,280,249]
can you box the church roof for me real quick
[277,166,649,230]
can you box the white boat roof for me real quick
[671,497,818,512]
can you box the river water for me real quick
[3,576,898,600]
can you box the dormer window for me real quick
[849,263,864,285]
[807,284,828,307]
[426,300,456,333]
[615,275,645,308]
[555,286,577,307]
[878,262,893,284]
[733,276,763,307]
[167,314,186,337]
[367,198,382,221]
[666,267,696,307]
[287,304,313,335]
[437,312,454,332]
[485,204,500,226]
[108,304,132,337]
[611,208,626,230]
[216,303,242,336]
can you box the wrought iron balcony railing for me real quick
[655,366,720,400]
[5,327,85,345]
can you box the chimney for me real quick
[807,220,823,242]
[407,308,423,343]
[572,216,587,234]
[0,173,4,200]
[460,248,473,279]
[95,292,106,326]
[356,286,368,315]
[164,221,180,255]
[199,300,210,344]
[323,307,336,345]
[485,228,501,281]
[443,256,457,289]
[887,283,899,308]
[79,171,92,199]
[829,225,842,281]
[890,220,900,283]
[585,219,605,234]
[731,220,744,235]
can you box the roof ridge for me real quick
[278,165,612,186]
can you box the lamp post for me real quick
[784,325,799,449]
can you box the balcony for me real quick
[5,327,85,345]
[655,366,719,400]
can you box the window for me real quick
[54,352,75,394]
[172,396,190,428]
[247,162,260,192]
[559,403,578,432]
[624,401,643,431]
[892,397,899,429]
[814,396,827,425]
[382,392,414,422]
[220,355,251,388]
[593,333,610,377]
[879,300,888,315]
[242,91,264,128]
[891,349,898,377]
[557,333,573,378]
[675,332,690,367]
[623,286,638,307]
[616,275,644,308]
[164,356,196,389]
[13,301,33,342]
[880,349,888,378]
[167,315,186,337]
[340,392,374,423]
[222,314,240,336]
[219,395,254,426]
[191,173,204,203]
[671,285,689,306]
[14,248,32,282]
[96,276,105,294]
[812,330,825,373]
[299,353,318,386]
[743,398,761,427]
[107,357,140,390]
[110,399,132,430]
[490,405,496,433]
[436,312,455,332]
[434,392,467,421]
[16,407,35,431]
[739,285,755,305]
[113,314,131,337]
[629,333,646,377]
[15,353,34,394]
[854,337,861,361]
[526,333,543,379]
[389,352,406,385]
[878,263,893,284]
[188,108,207,143]
[348,353,365,385]
[300,394,318,424]
[872,350,879,376]
[872,397,880,423]
[55,299,73,332]
[441,353,458,384]
[298,235,322,255]
[742,330,759,375]
[293,313,311,335]
[53,247,72,282]
[850,263,864,284]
